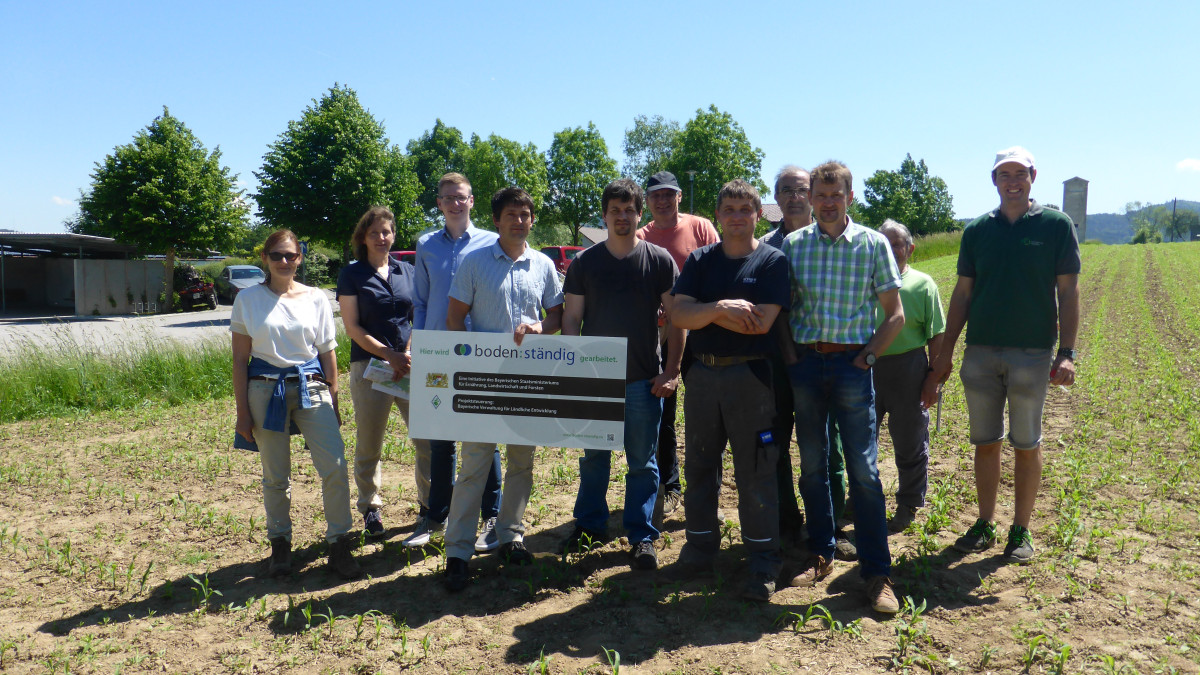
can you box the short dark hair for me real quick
[491,186,535,219]
[351,206,395,261]
[716,178,761,213]
[811,160,853,193]
[602,178,644,215]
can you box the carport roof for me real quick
[0,233,138,257]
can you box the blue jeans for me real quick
[426,439,502,524]
[573,379,662,543]
[789,348,891,578]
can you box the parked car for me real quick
[177,268,217,311]
[215,264,266,303]
[389,250,416,266]
[540,246,585,275]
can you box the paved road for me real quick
[0,289,339,357]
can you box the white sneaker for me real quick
[475,517,499,552]
[402,516,444,548]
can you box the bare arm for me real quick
[652,291,684,397]
[562,293,584,337]
[1050,273,1079,386]
[232,332,254,443]
[339,295,411,380]
[855,288,903,369]
[317,348,341,425]
[672,294,778,334]
[514,304,563,345]
[446,297,470,332]
[929,276,973,384]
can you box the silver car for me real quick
[215,265,266,303]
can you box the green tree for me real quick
[1125,202,1164,244]
[663,105,766,219]
[860,154,957,235]
[1177,208,1200,241]
[70,106,250,309]
[255,84,423,251]
[461,133,548,227]
[546,123,619,246]
[406,119,468,221]
[622,114,680,186]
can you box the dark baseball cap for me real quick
[646,171,682,193]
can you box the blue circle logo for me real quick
[454,343,471,356]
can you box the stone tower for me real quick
[1062,177,1088,242]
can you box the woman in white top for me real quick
[231,229,360,580]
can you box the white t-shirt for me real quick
[230,283,338,367]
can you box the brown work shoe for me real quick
[867,575,900,614]
[787,554,833,587]
[328,535,362,579]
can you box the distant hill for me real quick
[1083,200,1199,244]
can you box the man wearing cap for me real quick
[781,160,904,614]
[669,179,789,601]
[873,219,946,534]
[929,147,1080,564]
[636,171,720,518]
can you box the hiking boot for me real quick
[402,515,443,548]
[328,535,362,579]
[953,518,997,553]
[498,541,534,566]
[444,557,469,592]
[867,575,900,614]
[630,540,658,571]
[834,529,858,561]
[268,537,292,577]
[363,509,385,539]
[663,490,683,516]
[559,526,608,554]
[475,516,500,552]
[1004,524,1035,564]
[787,554,833,587]
[741,572,777,603]
[888,505,918,535]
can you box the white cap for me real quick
[993,146,1035,171]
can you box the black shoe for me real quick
[630,540,658,571]
[834,528,858,561]
[328,535,362,579]
[498,541,534,566]
[560,526,608,554]
[1003,524,1035,563]
[741,572,776,602]
[952,518,997,553]
[363,509,385,538]
[444,557,469,592]
[662,557,715,582]
[268,537,292,577]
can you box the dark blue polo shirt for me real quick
[335,258,415,363]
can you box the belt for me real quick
[803,342,866,354]
[696,354,766,367]
[250,373,329,385]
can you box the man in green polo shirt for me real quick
[929,146,1080,564]
[873,219,946,534]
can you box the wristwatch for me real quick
[864,351,877,367]
[1056,347,1077,361]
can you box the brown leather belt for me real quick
[803,342,866,354]
[696,353,766,367]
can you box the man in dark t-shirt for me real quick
[561,179,682,571]
[669,179,790,602]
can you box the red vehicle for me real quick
[540,246,585,274]
[177,268,217,311]
[389,250,416,266]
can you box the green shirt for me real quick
[875,267,945,356]
[957,201,1081,349]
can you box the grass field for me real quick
[1,243,1198,673]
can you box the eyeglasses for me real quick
[780,187,810,199]
[438,194,471,204]
[267,251,301,263]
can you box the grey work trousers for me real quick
[681,360,782,577]
[872,347,931,509]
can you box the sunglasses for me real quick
[267,251,301,263]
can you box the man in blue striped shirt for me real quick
[780,161,904,614]
[441,186,564,591]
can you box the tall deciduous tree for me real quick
[406,119,467,221]
[663,105,766,219]
[70,106,250,308]
[462,134,548,226]
[255,85,422,250]
[860,154,957,235]
[546,123,619,246]
[622,114,680,186]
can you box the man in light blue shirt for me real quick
[404,172,504,552]
[441,186,563,591]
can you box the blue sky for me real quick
[2,1,1197,233]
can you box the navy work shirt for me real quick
[335,257,416,363]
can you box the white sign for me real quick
[408,330,627,450]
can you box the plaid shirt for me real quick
[781,219,901,344]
